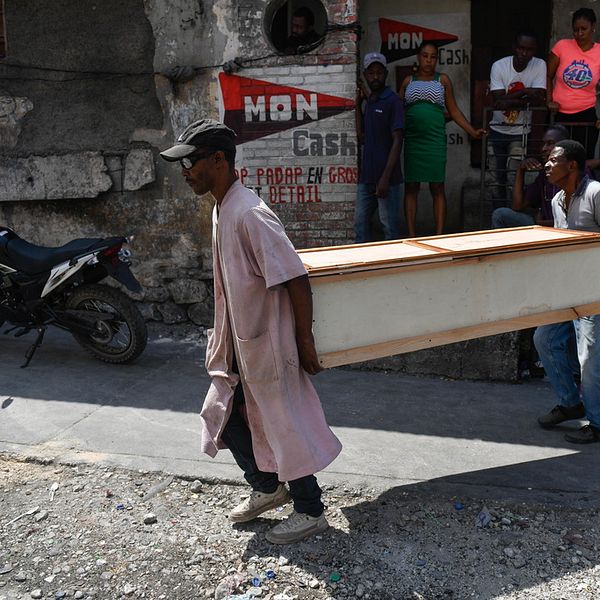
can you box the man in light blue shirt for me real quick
[535,140,600,443]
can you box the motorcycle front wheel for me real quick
[66,284,147,364]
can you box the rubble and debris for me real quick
[0,456,599,600]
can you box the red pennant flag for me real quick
[378,18,458,63]
[219,73,355,144]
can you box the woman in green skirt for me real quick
[399,42,485,237]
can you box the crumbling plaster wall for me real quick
[0,0,360,328]
[0,0,229,325]
[143,0,239,134]
[3,1,162,154]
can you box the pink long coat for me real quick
[200,181,342,481]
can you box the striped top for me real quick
[404,74,445,108]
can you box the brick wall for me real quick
[229,0,360,249]
[273,201,355,249]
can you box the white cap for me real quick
[363,52,387,70]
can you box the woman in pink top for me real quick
[547,7,600,158]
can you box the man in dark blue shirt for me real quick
[355,52,404,243]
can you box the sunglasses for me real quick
[180,152,214,169]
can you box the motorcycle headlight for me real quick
[118,244,132,260]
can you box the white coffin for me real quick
[297,227,600,368]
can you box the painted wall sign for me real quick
[219,73,355,144]
[292,129,357,157]
[378,18,458,63]
[236,164,359,204]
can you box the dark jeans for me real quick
[220,383,324,517]
[556,108,599,160]
[489,130,524,206]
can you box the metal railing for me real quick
[479,106,598,216]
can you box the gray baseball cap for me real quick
[160,119,237,161]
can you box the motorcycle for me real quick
[0,226,147,368]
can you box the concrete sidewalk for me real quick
[1,326,598,508]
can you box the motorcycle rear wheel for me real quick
[66,284,147,364]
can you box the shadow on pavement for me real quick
[0,325,594,453]
[236,455,600,600]
[3,325,599,599]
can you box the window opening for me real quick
[265,0,327,55]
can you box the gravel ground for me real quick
[1,455,599,600]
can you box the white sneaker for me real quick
[265,510,329,544]
[229,484,290,523]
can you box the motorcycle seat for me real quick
[4,235,123,274]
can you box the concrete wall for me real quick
[0,0,359,328]
[0,0,221,325]
[551,0,600,42]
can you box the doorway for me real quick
[470,0,552,165]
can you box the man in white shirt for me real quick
[488,32,547,207]
[535,140,600,443]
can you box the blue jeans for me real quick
[355,183,402,243]
[534,315,600,428]
[491,208,535,229]
[220,383,324,517]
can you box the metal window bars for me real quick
[479,105,598,222]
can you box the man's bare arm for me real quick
[492,88,546,109]
[285,274,323,375]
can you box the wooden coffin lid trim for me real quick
[318,301,600,369]
[309,237,598,285]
